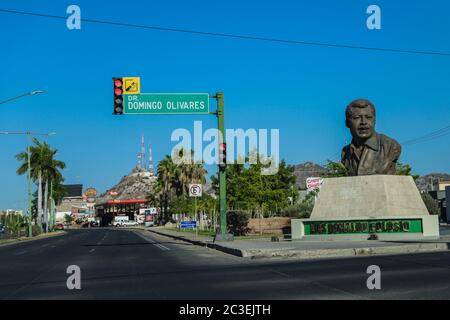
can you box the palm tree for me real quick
[152,149,209,224]
[157,155,177,222]
[16,138,65,232]
[41,149,65,232]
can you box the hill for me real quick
[294,161,327,190]
[96,167,157,204]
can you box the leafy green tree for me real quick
[211,156,297,217]
[64,214,74,224]
[396,162,420,180]
[227,210,250,236]
[281,189,318,218]
[323,160,348,177]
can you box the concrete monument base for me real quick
[292,175,440,240]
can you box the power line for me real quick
[1,8,450,57]
[402,124,450,145]
[319,124,450,165]
[402,125,450,146]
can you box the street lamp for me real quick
[1,89,46,237]
[0,90,45,105]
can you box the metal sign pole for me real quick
[216,93,227,236]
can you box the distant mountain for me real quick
[415,173,450,192]
[96,167,157,204]
[294,162,327,190]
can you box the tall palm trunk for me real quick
[49,180,53,230]
[44,179,49,233]
[37,171,43,230]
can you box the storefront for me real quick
[95,199,147,227]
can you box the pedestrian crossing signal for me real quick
[113,77,123,115]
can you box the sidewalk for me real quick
[147,227,450,260]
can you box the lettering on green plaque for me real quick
[304,219,422,235]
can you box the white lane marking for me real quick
[89,248,95,253]
[133,231,171,251]
[14,251,27,256]
[155,243,170,251]
[41,244,49,248]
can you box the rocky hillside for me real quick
[294,161,327,190]
[96,167,157,203]
[415,173,450,192]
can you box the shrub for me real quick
[421,193,440,216]
[280,190,317,218]
[227,210,250,236]
[32,224,42,237]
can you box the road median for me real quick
[0,231,66,247]
[146,227,450,260]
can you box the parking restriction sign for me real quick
[188,184,202,197]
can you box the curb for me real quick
[0,231,66,248]
[147,229,450,260]
[242,243,450,259]
[147,228,211,247]
[147,228,246,257]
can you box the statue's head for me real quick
[345,99,376,141]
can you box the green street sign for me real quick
[123,93,209,115]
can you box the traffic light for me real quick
[113,77,123,115]
[219,143,227,171]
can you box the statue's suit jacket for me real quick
[341,132,401,176]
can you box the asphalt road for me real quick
[1,228,450,299]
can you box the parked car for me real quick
[89,221,99,227]
[55,223,65,230]
[122,220,139,227]
[0,224,5,233]
[113,220,139,227]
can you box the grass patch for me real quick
[234,234,281,240]
[0,231,65,245]
[167,228,215,237]
[165,228,282,240]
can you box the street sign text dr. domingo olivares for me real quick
[124,93,209,115]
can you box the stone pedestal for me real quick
[292,175,440,240]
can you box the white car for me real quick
[114,220,139,227]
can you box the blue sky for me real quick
[1,0,449,210]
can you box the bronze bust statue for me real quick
[341,99,401,176]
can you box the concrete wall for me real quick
[247,217,291,234]
[311,175,429,219]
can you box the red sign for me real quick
[306,177,323,190]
